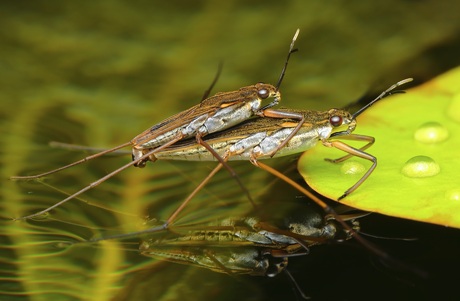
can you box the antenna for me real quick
[275,28,300,91]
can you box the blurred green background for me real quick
[1,1,460,300]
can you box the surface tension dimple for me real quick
[401,155,440,178]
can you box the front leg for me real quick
[322,136,376,200]
[324,134,375,163]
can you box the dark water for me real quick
[1,1,460,300]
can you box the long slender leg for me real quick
[165,161,225,227]
[196,135,255,207]
[49,141,131,156]
[16,137,183,220]
[141,131,255,207]
[86,161,226,242]
[38,180,139,219]
[248,159,391,261]
[322,137,376,200]
[10,141,132,180]
[283,268,310,300]
[324,134,375,163]
[86,146,252,242]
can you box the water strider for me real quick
[138,78,413,228]
[11,29,306,220]
[91,78,414,271]
[41,77,421,288]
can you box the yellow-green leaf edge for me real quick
[298,67,460,228]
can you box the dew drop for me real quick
[445,189,460,202]
[447,93,460,123]
[401,156,440,178]
[340,161,366,175]
[414,122,449,144]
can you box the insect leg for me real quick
[10,141,132,180]
[85,160,227,242]
[15,137,183,220]
[196,134,255,207]
[324,134,375,163]
[48,141,131,156]
[248,159,392,261]
[164,160,225,228]
[321,136,376,200]
[283,268,310,300]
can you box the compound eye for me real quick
[258,88,270,99]
[330,115,343,127]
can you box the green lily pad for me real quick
[298,67,460,228]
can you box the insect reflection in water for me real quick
[139,204,360,277]
[93,201,363,299]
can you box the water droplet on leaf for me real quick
[445,189,460,202]
[414,122,449,144]
[340,161,366,175]
[401,156,440,178]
